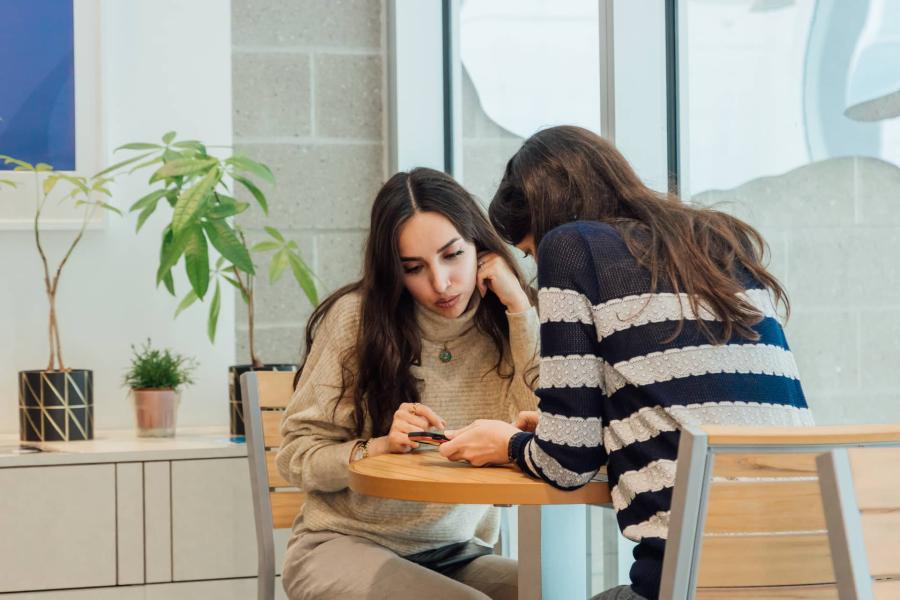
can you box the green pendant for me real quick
[439,347,452,363]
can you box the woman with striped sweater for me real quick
[439,125,813,600]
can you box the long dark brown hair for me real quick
[489,125,788,344]
[296,167,531,437]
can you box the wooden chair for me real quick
[817,446,900,600]
[659,424,900,599]
[241,370,305,600]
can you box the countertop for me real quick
[0,427,247,467]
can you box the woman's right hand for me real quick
[513,410,540,433]
[368,402,446,456]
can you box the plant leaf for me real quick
[157,227,190,288]
[228,156,275,185]
[162,270,175,295]
[116,142,162,151]
[183,225,210,298]
[250,240,281,253]
[42,175,60,196]
[128,155,164,174]
[162,131,177,144]
[95,151,154,177]
[35,163,54,172]
[152,157,218,181]
[0,155,34,170]
[174,289,199,318]
[129,188,167,213]
[206,194,248,219]
[203,219,255,274]
[172,167,219,235]
[268,249,289,283]
[136,203,156,232]
[232,174,269,215]
[288,253,318,305]
[98,201,123,216]
[264,226,285,242]
[207,281,221,342]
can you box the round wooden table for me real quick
[349,449,609,505]
[349,449,611,600]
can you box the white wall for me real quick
[0,0,235,434]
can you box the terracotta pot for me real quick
[132,389,180,437]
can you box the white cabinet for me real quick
[171,458,257,581]
[0,464,117,592]
[0,431,274,598]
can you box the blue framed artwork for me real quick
[0,0,102,229]
[0,0,76,171]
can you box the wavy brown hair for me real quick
[295,168,532,437]
[489,125,788,344]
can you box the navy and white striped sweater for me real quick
[509,222,813,600]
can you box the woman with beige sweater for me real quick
[276,167,539,600]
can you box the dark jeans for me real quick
[591,585,649,600]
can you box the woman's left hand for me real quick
[439,419,520,466]
[476,252,530,314]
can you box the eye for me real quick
[403,264,423,275]
[444,248,465,260]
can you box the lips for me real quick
[435,294,461,310]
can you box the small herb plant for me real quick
[124,340,198,390]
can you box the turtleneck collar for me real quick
[415,293,481,344]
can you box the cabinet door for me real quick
[170,458,257,580]
[0,464,116,592]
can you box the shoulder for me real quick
[318,290,363,352]
[536,222,624,294]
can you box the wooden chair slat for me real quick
[271,491,305,529]
[696,583,838,599]
[257,371,296,409]
[875,578,900,600]
[711,452,819,479]
[262,410,284,449]
[862,512,900,579]
[705,480,826,533]
[703,424,900,446]
[697,533,834,587]
[266,451,291,489]
[847,448,900,510]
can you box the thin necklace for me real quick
[437,323,476,364]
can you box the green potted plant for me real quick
[110,132,318,435]
[124,339,197,437]
[1,156,122,441]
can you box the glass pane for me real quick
[681,0,900,424]
[459,0,601,204]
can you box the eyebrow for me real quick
[400,237,461,262]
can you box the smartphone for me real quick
[408,431,449,445]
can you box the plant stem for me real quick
[231,266,262,368]
[33,173,57,371]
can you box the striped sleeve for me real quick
[513,228,607,489]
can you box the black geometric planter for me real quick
[228,364,295,436]
[19,369,94,442]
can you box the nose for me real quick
[430,267,450,294]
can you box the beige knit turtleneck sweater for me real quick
[276,291,539,556]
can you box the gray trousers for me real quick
[591,585,648,600]
[282,531,517,600]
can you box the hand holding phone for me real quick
[408,431,449,446]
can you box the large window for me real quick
[681,0,900,426]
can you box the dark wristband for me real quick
[507,431,533,465]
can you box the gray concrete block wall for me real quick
[697,156,900,425]
[231,0,386,365]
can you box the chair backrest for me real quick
[660,424,900,600]
[241,370,305,600]
[818,447,900,600]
